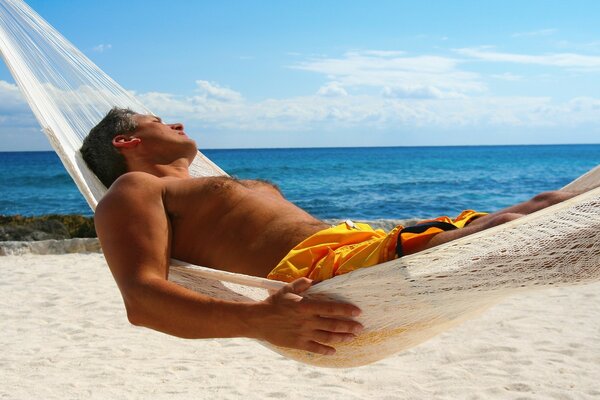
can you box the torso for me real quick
[161,176,328,277]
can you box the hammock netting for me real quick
[1,0,599,368]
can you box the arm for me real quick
[95,173,363,355]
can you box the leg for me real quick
[421,212,524,252]
[407,190,581,255]
[467,190,580,229]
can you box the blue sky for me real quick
[1,0,600,150]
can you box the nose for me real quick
[169,123,184,131]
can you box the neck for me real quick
[127,157,192,179]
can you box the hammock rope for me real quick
[1,0,600,367]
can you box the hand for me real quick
[251,277,363,355]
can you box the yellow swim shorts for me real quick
[267,210,487,283]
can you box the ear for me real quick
[112,135,141,149]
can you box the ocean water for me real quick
[1,145,599,219]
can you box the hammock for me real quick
[1,0,600,368]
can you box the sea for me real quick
[1,144,599,220]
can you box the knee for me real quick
[531,190,569,207]
[486,212,523,228]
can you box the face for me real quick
[132,114,191,142]
[117,114,197,162]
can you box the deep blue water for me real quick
[1,145,599,219]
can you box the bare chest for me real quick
[161,177,325,276]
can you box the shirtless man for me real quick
[81,108,580,356]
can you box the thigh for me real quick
[466,210,507,228]
[424,212,523,250]
[473,191,578,224]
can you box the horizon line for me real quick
[2,142,600,153]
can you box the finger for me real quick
[314,316,364,334]
[281,277,313,295]
[300,300,362,318]
[312,330,357,345]
[304,340,336,356]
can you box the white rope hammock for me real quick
[1,0,600,368]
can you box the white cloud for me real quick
[535,96,600,125]
[381,85,465,99]
[1,74,600,151]
[512,29,557,38]
[316,82,347,97]
[194,80,243,102]
[0,80,26,112]
[92,44,112,53]
[0,80,37,126]
[361,50,406,57]
[134,79,600,133]
[555,40,600,52]
[0,81,46,149]
[139,91,196,115]
[2,40,600,151]
[291,50,486,97]
[456,48,600,71]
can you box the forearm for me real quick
[121,276,363,355]
[122,277,261,340]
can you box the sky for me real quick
[1,0,600,151]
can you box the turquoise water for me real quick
[1,145,599,219]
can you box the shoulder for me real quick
[111,171,164,191]
[96,172,165,218]
[103,172,163,199]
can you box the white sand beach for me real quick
[2,249,600,399]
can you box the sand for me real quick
[1,252,600,399]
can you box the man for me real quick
[81,108,580,356]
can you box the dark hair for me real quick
[80,107,139,187]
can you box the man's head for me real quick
[81,107,196,187]
[80,108,138,187]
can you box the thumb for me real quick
[281,277,313,296]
